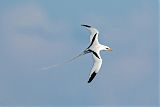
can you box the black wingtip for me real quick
[88,80,91,83]
[81,24,91,28]
[88,72,97,83]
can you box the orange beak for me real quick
[108,48,112,52]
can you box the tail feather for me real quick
[41,50,90,70]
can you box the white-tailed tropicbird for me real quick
[81,24,112,83]
[42,24,112,83]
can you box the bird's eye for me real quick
[106,48,109,49]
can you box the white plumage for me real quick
[42,24,112,83]
[81,25,112,83]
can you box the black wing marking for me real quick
[88,72,97,83]
[87,33,97,49]
[88,49,100,59]
[81,24,91,28]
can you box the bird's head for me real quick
[104,45,112,52]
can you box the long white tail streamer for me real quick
[41,50,89,70]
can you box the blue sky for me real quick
[0,0,159,106]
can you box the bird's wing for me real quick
[89,27,99,44]
[88,52,102,83]
[81,24,99,45]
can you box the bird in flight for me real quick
[80,25,112,83]
[42,24,112,83]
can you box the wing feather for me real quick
[81,25,99,44]
[89,27,99,44]
[88,52,102,83]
